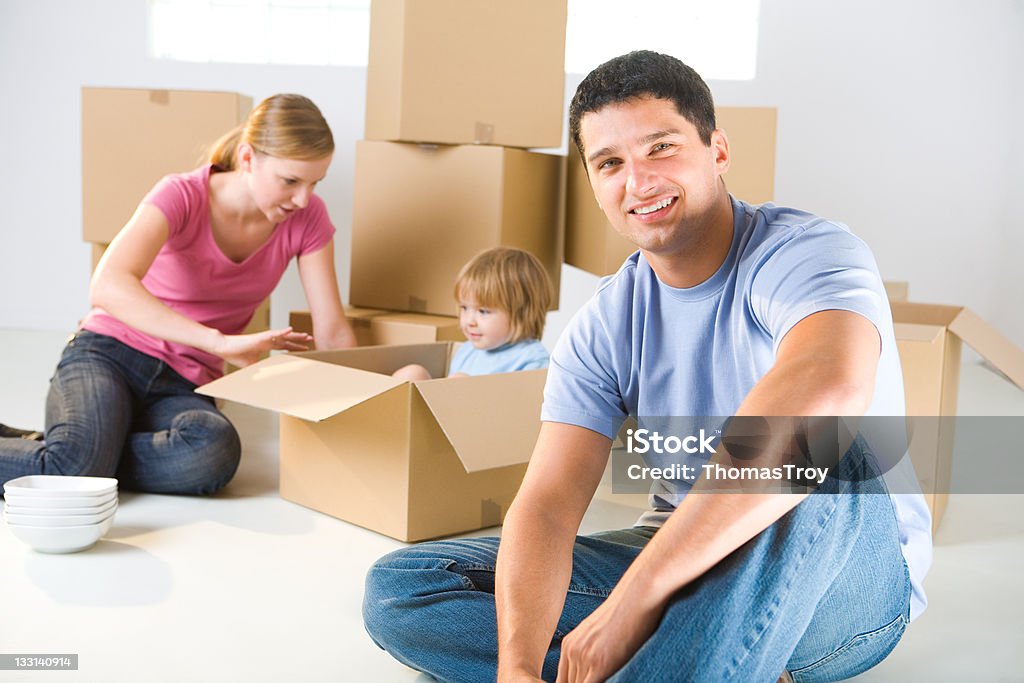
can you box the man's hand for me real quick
[556,588,662,683]
[213,326,312,367]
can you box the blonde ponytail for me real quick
[208,125,244,170]
[207,94,334,170]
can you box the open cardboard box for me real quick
[198,343,545,542]
[891,301,1024,532]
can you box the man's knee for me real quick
[363,539,497,646]
[363,547,421,648]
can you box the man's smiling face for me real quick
[580,96,730,258]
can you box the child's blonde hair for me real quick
[454,247,552,344]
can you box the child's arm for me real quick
[393,364,432,381]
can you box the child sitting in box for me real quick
[393,247,552,380]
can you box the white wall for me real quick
[1,0,1022,350]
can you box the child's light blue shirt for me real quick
[448,339,549,376]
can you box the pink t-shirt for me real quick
[82,164,335,386]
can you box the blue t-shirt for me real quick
[448,339,549,376]
[542,196,931,621]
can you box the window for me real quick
[150,0,760,79]
[564,0,760,79]
[149,0,371,66]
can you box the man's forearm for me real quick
[623,491,808,610]
[495,504,577,679]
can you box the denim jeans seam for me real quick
[788,611,908,678]
[566,585,612,598]
[725,493,844,680]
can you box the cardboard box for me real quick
[290,308,464,346]
[892,302,1024,531]
[350,141,563,315]
[198,343,545,541]
[365,0,566,148]
[82,87,252,243]
[565,107,778,276]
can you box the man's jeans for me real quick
[0,331,240,495]
[363,442,912,682]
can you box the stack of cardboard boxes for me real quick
[208,0,571,542]
[347,0,566,318]
[81,87,270,338]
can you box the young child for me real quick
[393,247,552,380]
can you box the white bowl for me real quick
[5,520,109,554]
[3,475,117,497]
[4,503,116,528]
[3,490,118,510]
[3,497,117,518]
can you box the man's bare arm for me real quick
[556,309,882,680]
[495,422,613,680]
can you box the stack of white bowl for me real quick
[3,475,118,553]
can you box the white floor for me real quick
[1,328,1022,683]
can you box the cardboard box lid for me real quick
[893,322,943,345]
[891,302,1024,389]
[197,353,405,421]
[414,369,546,473]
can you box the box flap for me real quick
[948,308,1024,389]
[893,322,944,344]
[414,370,546,473]
[890,301,963,327]
[197,353,404,421]
[299,343,451,378]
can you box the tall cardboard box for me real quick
[565,107,778,276]
[365,0,566,148]
[350,141,563,315]
[82,87,252,243]
[290,308,464,346]
[891,301,1024,532]
[198,344,545,541]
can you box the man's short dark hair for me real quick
[569,50,717,162]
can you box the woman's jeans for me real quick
[0,331,240,495]
[363,442,912,682]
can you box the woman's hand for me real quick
[213,326,313,367]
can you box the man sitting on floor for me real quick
[362,50,931,683]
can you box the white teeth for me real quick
[633,197,673,215]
